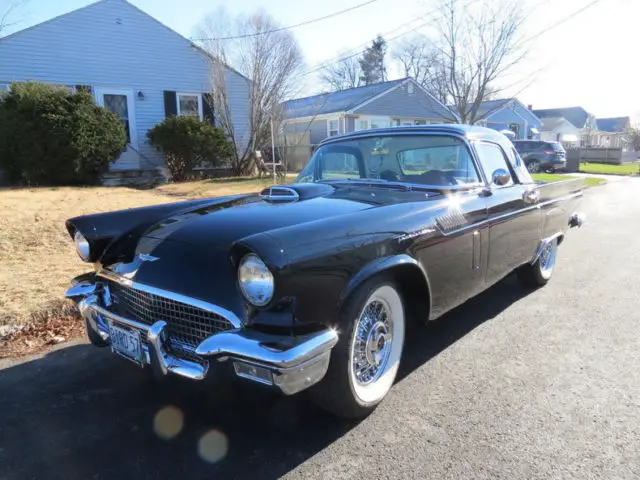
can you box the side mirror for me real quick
[492,168,511,186]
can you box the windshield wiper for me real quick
[319,178,412,191]
[317,178,390,184]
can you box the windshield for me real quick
[545,142,565,152]
[296,134,481,187]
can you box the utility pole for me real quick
[270,118,276,183]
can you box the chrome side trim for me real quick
[96,269,243,329]
[441,190,584,237]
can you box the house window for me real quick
[355,119,369,131]
[177,93,203,119]
[327,119,340,137]
[370,117,389,129]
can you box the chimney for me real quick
[527,104,533,110]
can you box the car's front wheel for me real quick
[310,276,405,419]
[527,159,541,173]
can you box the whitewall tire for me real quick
[310,276,405,419]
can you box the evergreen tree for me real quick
[358,36,387,85]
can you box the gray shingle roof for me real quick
[596,117,630,133]
[283,78,409,119]
[532,107,590,129]
[540,116,567,131]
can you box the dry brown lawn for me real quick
[0,175,294,355]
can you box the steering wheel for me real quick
[379,169,399,181]
[419,170,458,186]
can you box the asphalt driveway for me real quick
[1,178,639,479]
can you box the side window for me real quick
[474,143,514,187]
[319,151,360,180]
[507,146,534,184]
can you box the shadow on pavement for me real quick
[0,275,529,479]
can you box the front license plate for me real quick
[108,322,143,365]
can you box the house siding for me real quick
[483,102,542,140]
[352,81,450,119]
[283,119,329,145]
[540,122,581,145]
[0,0,250,171]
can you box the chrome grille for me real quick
[105,280,234,350]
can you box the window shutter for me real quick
[202,93,214,124]
[163,91,177,117]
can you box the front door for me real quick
[94,88,139,170]
[474,142,541,286]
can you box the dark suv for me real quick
[512,140,566,173]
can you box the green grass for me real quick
[580,162,639,176]
[531,173,606,188]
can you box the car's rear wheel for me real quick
[309,276,405,419]
[527,159,541,173]
[518,237,558,287]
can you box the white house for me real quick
[0,0,250,182]
[538,116,582,146]
[533,106,598,148]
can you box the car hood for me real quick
[140,184,383,247]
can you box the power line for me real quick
[191,0,382,41]
[305,0,607,78]
[302,0,478,77]
[523,0,607,43]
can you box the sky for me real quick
[2,0,639,119]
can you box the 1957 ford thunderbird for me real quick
[65,125,585,418]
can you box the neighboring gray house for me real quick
[282,78,454,145]
[0,0,250,181]
[533,107,598,147]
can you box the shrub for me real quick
[147,115,233,182]
[0,82,127,185]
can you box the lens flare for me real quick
[198,429,229,464]
[153,405,184,440]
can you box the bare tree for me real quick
[0,0,27,36]
[393,0,527,124]
[627,125,640,153]
[393,35,448,104]
[319,55,362,92]
[194,9,304,175]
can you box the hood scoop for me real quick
[260,186,300,203]
[260,183,336,203]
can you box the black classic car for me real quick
[65,125,585,419]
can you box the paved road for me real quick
[2,178,639,480]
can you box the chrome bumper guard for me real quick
[66,282,338,395]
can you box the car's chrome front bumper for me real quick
[66,281,338,395]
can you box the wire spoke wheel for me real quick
[348,284,405,405]
[528,160,541,173]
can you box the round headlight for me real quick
[74,231,91,261]
[238,253,274,306]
